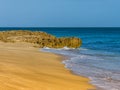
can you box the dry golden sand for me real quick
[0,42,95,90]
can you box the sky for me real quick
[0,0,120,27]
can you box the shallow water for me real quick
[41,47,120,90]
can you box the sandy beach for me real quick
[0,42,95,90]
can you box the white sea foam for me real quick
[42,46,76,50]
[62,46,75,50]
[43,47,50,49]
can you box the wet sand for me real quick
[0,42,95,90]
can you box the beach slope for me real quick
[0,42,94,90]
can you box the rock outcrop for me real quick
[0,30,82,48]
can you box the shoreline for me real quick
[0,42,95,90]
[54,53,98,90]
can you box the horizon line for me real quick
[0,27,120,28]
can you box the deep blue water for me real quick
[0,28,120,90]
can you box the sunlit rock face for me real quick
[0,30,82,48]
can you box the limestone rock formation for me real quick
[0,30,82,48]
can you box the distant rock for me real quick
[0,30,82,48]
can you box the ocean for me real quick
[0,28,120,90]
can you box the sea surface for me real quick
[0,28,120,90]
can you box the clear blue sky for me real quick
[0,0,120,27]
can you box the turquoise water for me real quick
[0,28,120,90]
